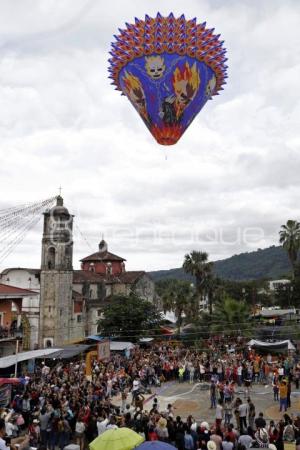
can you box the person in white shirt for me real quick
[131,377,140,404]
[238,402,248,433]
[97,416,109,436]
[0,419,29,450]
[215,400,223,428]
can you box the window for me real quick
[47,247,55,269]
[97,310,102,317]
[77,315,82,323]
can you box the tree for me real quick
[183,251,215,313]
[279,220,300,276]
[208,296,252,337]
[160,279,195,333]
[97,294,163,341]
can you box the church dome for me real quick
[50,196,70,217]
[99,239,108,253]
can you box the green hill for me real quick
[149,246,291,282]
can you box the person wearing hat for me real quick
[207,440,217,450]
[155,417,169,442]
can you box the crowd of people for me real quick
[0,342,299,450]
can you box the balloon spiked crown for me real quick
[108,13,228,145]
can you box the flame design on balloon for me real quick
[108,13,228,145]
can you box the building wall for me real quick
[133,275,156,303]
[39,270,75,347]
[81,261,124,275]
[0,269,40,349]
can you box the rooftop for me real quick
[0,283,38,297]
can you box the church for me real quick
[0,196,156,350]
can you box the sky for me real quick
[0,0,300,272]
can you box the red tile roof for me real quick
[0,283,38,297]
[80,250,126,263]
[118,271,145,283]
[73,270,146,285]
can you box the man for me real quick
[238,427,254,449]
[210,380,217,409]
[255,412,266,429]
[238,401,248,433]
[0,419,29,450]
[247,398,255,430]
[131,376,140,405]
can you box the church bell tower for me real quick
[39,196,74,348]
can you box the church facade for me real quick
[0,196,156,349]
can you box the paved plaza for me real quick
[140,381,300,423]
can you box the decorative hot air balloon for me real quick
[108,13,227,145]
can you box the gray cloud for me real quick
[0,0,300,272]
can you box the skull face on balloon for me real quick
[108,13,228,145]
[145,56,166,79]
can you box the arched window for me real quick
[106,262,112,275]
[97,323,102,333]
[46,339,52,348]
[47,247,56,269]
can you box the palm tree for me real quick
[210,296,252,337]
[161,279,193,334]
[183,250,214,311]
[279,220,300,276]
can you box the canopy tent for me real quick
[36,344,91,359]
[86,336,135,352]
[110,342,135,351]
[87,335,104,342]
[248,339,296,352]
[259,308,296,318]
[0,348,62,369]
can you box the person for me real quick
[247,398,255,430]
[238,427,254,449]
[255,412,266,429]
[210,429,223,450]
[75,416,85,450]
[283,419,295,442]
[222,434,234,450]
[279,380,288,412]
[273,378,279,401]
[189,365,195,384]
[210,381,217,409]
[184,427,194,450]
[131,376,140,404]
[215,400,223,429]
[224,401,232,426]
[254,427,269,448]
[97,414,109,436]
[238,401,248,433]
[155,417,169,442]
[0,419,29,450]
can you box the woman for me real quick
[75,416,85,450]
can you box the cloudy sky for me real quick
[0,0,300,272]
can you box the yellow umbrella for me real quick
[89,428,144,450]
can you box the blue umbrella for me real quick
[135,442,177,450]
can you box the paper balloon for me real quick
[108,13,227,145]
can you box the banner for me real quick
[0,384,11,408]
[97,340,110,362]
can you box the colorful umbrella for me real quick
[135,441,177,450]
[89,428,144,450]
[109,13,227,145]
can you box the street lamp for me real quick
[14,329,22,377]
